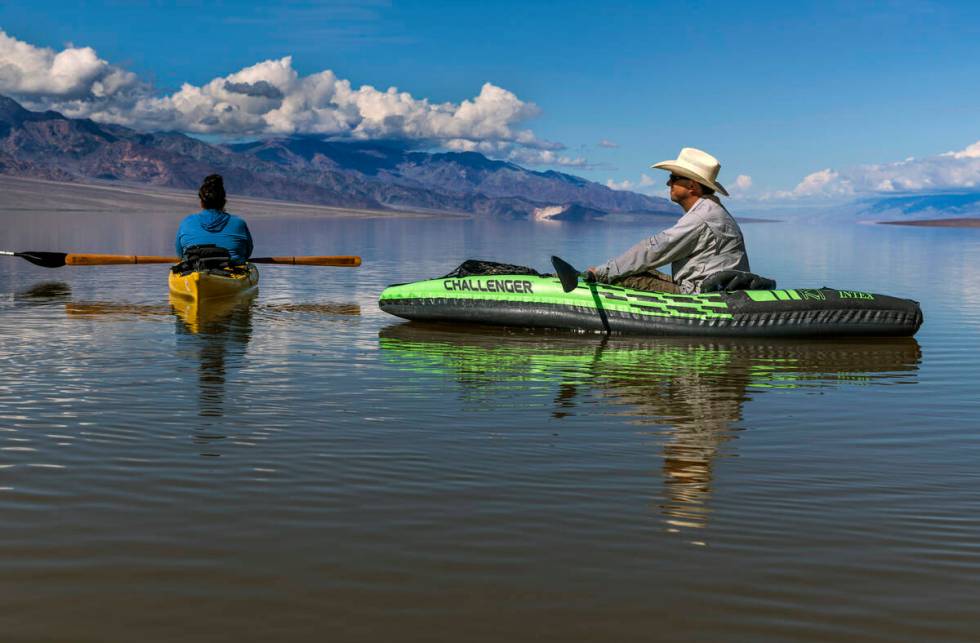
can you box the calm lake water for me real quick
[1,210,979,642]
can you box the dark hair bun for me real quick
[199,174,227,211]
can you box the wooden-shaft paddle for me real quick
[2,251,361,268]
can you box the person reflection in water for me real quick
[172,293,255,454]
[585,343,746,536]
[561,340,921,539]
[377,325,921,544]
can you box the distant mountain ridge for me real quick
[0,94,675,221]
[862,192,980,220]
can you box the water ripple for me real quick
[1,217,978,642]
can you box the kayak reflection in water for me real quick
[15,281,73,304]
[378,323,922,540]
[175,174,253,264]
[172,297,360,455]
[172,292,255,453]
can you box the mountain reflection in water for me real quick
[379,322,922,537]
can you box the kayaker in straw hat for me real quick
[587,147,750,294]
[175,174,254,264]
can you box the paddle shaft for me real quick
[252,256,361,266]
[68,254,361,266]
[3,251,361,268]
[67,254,175,265]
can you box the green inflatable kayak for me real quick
[378,258,923,338]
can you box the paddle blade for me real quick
[551,255,580,293]
[251,256,361,267]
[15,252,68,268]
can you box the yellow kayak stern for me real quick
[168,263,260,301]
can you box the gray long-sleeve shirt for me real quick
[594,196,750,293]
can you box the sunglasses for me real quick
[667,174,692,185]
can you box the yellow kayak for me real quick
[168,263,259,301]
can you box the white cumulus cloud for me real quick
[607,173,659,193]
[945,141,980,160]
[508,148,587,167]
[783,141,980,198]
[723,174,755,199]
[0,29,145,101]
[606,173,661,193]
[0,29,576,166]
[606,178,634,190]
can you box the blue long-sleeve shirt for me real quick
[175,209,253,263]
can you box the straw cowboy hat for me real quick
[651,147,729,196]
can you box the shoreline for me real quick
[0,175,467,220]
[1,174,781,224]
[879,217,980,228]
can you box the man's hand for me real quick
[582,267,598,283]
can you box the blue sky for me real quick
[1,0,979,200]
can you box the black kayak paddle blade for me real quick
[16,252,68,268]
[551,255,581,293]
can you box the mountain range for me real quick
[861,192,980,220]
[0,95,675,221]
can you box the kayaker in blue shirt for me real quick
[175,174,253,263]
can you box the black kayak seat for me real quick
[172,244,234,274]
[701,270,777,293]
